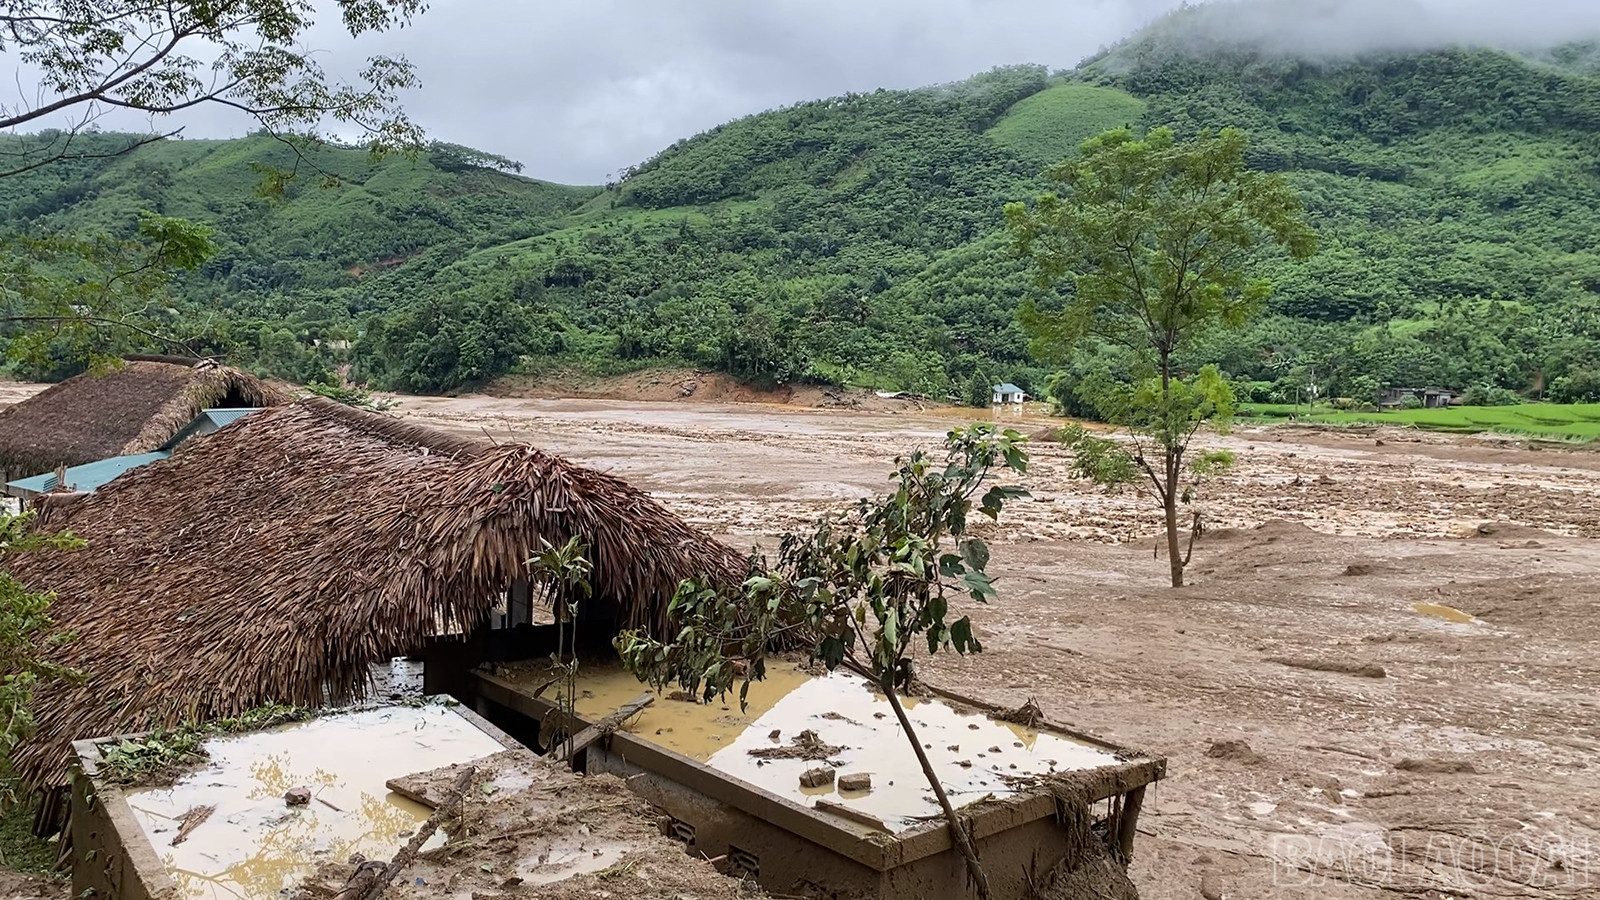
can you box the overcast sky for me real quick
[7,0,1600,184]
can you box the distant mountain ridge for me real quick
[3,3,1599,403]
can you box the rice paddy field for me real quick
[1240,402,1600,441]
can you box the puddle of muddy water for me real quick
[535,662,1120,833]
[124,704,505,900]
[517,836,631,885]
[704,671,1121,832]
[542,662,814,762]
[1414,602,1478,624]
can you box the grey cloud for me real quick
[5,1,1600,184]
[356,0,1175,182]
[1143,0,1600,57]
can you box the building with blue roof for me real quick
[4,407,263,506]
[991,383,1028,405]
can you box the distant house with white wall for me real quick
[991,383,1028,405]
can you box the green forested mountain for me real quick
[4,7,1600,405]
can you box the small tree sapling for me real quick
[616,424,1029,898]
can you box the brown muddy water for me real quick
[1412,601,1479,624]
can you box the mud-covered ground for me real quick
[395,394,1600,900]
[4,383,1596,898]
[296,749,752,900]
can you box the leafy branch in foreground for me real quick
[1,213,219,369]
[0,0,427,179]
[617,424,1030,899]
[0,511,85,805]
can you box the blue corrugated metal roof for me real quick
[6,451,171,496]
[992,383,1025,395]
[159,407,263,450]
[203,407,259,428]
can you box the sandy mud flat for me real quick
[395,393,1600,900]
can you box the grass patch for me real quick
[986,83,1148,167]
[96,704,314,786]
[0,799,55,874]
[1239,402,1600,441]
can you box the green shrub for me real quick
[1461,384,1523,406]
[1549,370,1600,403]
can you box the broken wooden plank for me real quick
[171,804,215,846]
[555,692,655,763]
[813,799,889,832]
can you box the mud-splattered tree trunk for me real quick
[1162,451,1184,588]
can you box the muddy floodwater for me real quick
[6,384,1598,899]
[125,705,504,900]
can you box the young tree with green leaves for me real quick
[0,511,83,804]
[2,213,218,368]
[616,425,1029,898]
[1005,127,1315,587]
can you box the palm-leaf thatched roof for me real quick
[0,356,288,479]
[6,398,746,788]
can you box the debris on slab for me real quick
[293,749,755,899]
[838,773,872,793]
[171,804,215,846]
[284,786,311,807]
[747,728,842,761]
[800,767,836,789]
[997,697,1044,727]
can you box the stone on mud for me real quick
[1204,739,1265,765]
[1394,757,1477,775]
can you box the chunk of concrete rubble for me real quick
[800,767,836,788]
[838,773,872,792]
[284,786,311,806]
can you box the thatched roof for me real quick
[0,357,287,478]
[7,398,746,787]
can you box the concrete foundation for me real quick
[467,669,1165,900]
[69,703,517,900]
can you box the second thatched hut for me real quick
[0,355,287,481]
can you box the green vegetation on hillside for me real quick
[3,6,1600,403]
[0,131,597,383]
[985,83,1148,166]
